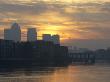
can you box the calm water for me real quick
[0,64,110,82]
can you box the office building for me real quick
[27,28,37,42]
[0,39,14,58]
[42,34,52,42]
[4,23,21,42]
[4,29,13,41]
[52,35,60,45]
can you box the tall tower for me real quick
[52,35,60,45]
[4,29,13,41]
[27,28,37,42]
[4,23,21,42]
[42,34,52,42]
[11,23,21,42]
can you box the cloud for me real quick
[63,39,110,50]
[0,1,110,49]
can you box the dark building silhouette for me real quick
[94,48,110,63]
[0,39,14,58]
[4,23,21,42]
[0,39,70,68]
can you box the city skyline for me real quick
[4,22,60,45]
[0,0,110,49]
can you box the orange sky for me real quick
[0,0,110,49]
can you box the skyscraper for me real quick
[4,29,13,41]
[27,28,37,42]
[52,35,60,45]
[42,34,52,42]
[4,23,21,42]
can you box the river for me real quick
[0,64,110,82]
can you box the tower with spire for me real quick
[4,23,21,42]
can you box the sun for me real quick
[39,25,59,35]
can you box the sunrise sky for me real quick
[0,0,110,49]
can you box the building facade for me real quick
[43,34,52,42]
[52,35,60,45]
[27,28,37,42]
[4,23,21,42]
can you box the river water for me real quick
[0,64,110,82]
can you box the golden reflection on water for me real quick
[0,65,110,82]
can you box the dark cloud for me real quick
[0,3,49,15]
[0,1,110,49]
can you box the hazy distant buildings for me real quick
[43,34,52,42]
[52,35,60,45]
[4,22,61,44]
[4,23,21,42]
[27,28,37,42]
[68,46,90,53]
[42,34,60,45]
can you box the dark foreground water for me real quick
[0,64,110,82]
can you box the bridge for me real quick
[69,52,95,64]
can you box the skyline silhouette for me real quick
[0,0,110,49]
[0,1,110,82]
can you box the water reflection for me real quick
[0,65,110,82]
